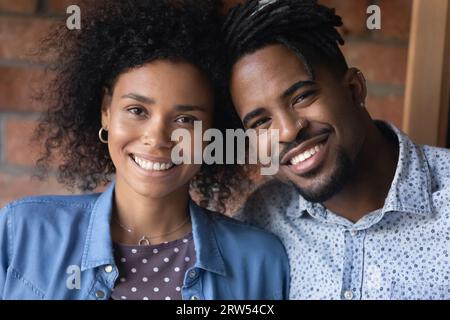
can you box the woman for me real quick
[0,0,289,300]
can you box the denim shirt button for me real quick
[104,265,113,273]
[190,295,200,300]
[188,270,197,279]
[95,290,105,299]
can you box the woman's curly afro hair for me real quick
[34,0,250,212]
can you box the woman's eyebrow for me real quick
[121,93,155,104]
[174,105,207,113]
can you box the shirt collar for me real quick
[380,122,432,216]
[81,181,227,276]
[81,181,116,271]
[294,121,433,219]
[189,201,227,276]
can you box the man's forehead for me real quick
[231,44,312,87]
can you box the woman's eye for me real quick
[175,116,197,124]
[127,106,145,116]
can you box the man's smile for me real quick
[280,132,330,176]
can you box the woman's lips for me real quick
[129,154,179,178]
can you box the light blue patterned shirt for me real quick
[238,122,450,300]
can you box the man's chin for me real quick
[280,148,353,203]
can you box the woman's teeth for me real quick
[290,144,323,165]
[132,155,174,171]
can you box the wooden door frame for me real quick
[403,0,450,147]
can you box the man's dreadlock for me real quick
[223,0,348,80]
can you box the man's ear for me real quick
[101,87,112,129]
[344,67,367,108]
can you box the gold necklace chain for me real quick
[114,215,190,246]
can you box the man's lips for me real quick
[280,133,330,165]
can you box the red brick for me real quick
[375,0,412,41]
[0,170,74,209]
[366,93,404,129]
[0,16,56,62]
[0,0,38,14]
[342,41,408,86]
[319,0,369,37]
[3,117,43,167]
[0,66,54,112]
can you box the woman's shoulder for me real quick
[0,192,101,222]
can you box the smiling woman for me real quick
[34,0,242,212]
[0,0,289,300]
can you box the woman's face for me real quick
[101,60,214,199]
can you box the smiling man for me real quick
[223,0,450,300]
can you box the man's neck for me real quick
[323,122,399,223]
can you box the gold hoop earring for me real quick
[98,127,108,143]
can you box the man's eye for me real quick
[292,91,314,106]
[250,117,271,129]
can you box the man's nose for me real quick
[275,112,304,143]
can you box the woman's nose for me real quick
[141,121,174,149]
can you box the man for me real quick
[222,0,450,299]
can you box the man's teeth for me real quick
[132,155,174,171]
[290,144,323,165]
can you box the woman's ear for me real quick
[101,87,112,129]
[344,67,367,108]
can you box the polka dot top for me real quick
[111,232,195,300]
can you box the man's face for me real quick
[230,44,368,202]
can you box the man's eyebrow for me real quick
[242,107,265,127]
[281,80,316,99]
[174,105,207,113]
[121,93,155,104]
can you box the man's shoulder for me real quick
[235,179,297,224]
[192,206,287,266]
[421,145,450,187]
[247,179,296,205]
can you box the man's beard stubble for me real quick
[291,146,353,203]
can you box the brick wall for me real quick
[0,0,412,207]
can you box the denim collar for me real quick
[81,181,226,276]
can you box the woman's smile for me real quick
[128,152,180,179]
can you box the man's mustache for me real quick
[278,128,332,162]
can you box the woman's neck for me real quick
[111,178,192,245]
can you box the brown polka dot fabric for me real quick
[111,232,195,300]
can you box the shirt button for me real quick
[350,230,358,237]
[190,295,200,300]
[343,290,353,300]
[104,265,113,273]
[95,290,105,299]
[188,270,197,279]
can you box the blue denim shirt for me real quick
[0,182,289,300]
